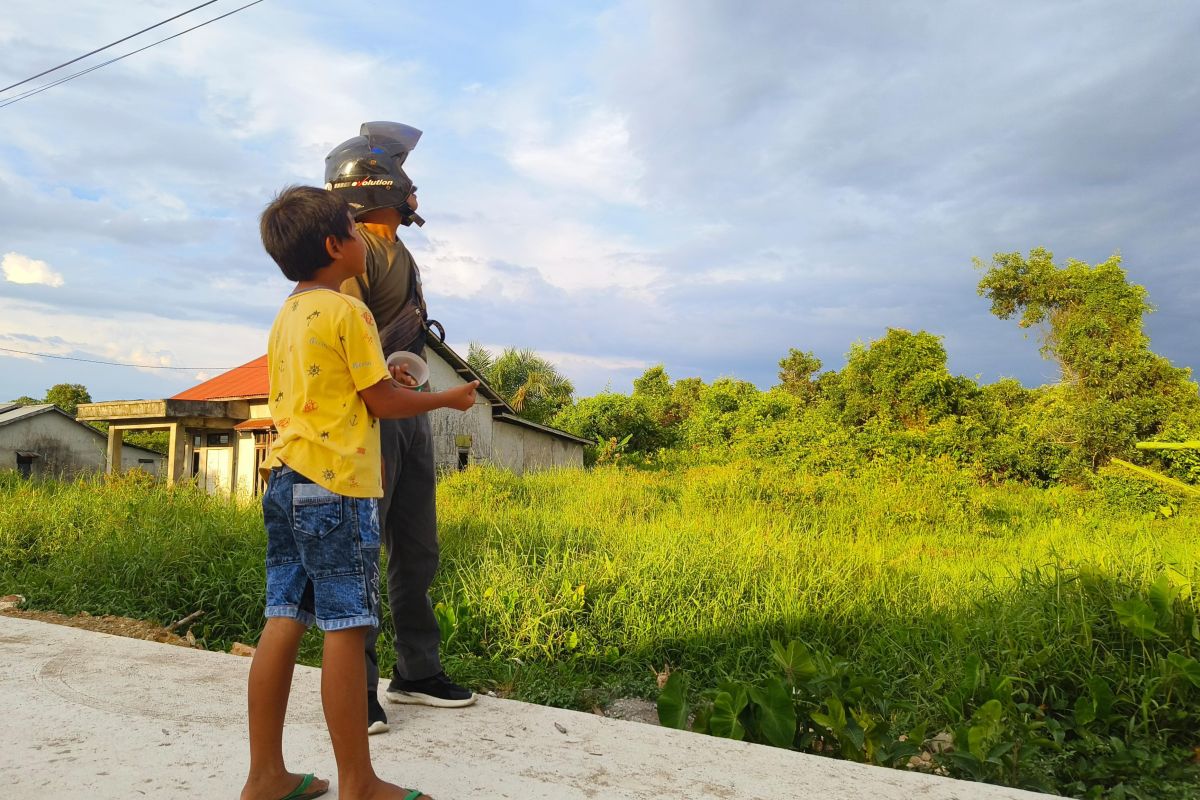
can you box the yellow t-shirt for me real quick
[264,289,391,497]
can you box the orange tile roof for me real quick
[170,355,268,401]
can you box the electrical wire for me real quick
[0,0,220,94]
[0,345,255,371]
[0,0,266,110]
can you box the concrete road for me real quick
[0,615,1054,799]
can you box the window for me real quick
[138,458,154,465]
[207,433,230,446]
[16,452,36,479]
[457,449,470,471]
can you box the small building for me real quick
[76,339,588,495]
[0,403,165,479]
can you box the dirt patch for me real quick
[601,697,660,726]
[0,608,195,648]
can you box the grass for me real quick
[1,462,1198,796]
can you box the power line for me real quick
[0,345,255,371]
[0,0,267,110]
[0,1,220,94]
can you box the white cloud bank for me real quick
[1,252,64,287]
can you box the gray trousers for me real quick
[365,413,443,687]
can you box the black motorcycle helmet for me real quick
[324,121,425,226]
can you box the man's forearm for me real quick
[361,380,469,419]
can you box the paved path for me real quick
[0,615,1054,799]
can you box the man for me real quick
[325,122,476,736]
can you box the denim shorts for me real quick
[262,466,381,631]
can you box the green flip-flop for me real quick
[278,773,328,800]
[403,791,427,800]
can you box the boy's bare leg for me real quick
[241,617,330,800]
[323,627,431,799]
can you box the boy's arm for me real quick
[360,378,480,419]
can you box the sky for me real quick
[1,0,1197,403]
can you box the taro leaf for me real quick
[1113,598,1165,640]
[749,676,797,749]
[986,741,1015,764]
[1087,676,1114,719]
[1148,575,1178,627]
[811,696,848,737]
[709,689,748,741]
[878,738,920,768]
[770,640,817,684]
[1166,653,1200,689]
[691,701,713,735]
[943,751,987,781]
[1073,694,1096,727]
[967,699,1003,761]
[960,654,982,697]
[656,671,689,730]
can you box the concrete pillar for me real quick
[166,423,188,486]
[106,427,123,475]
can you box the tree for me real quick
[468,345,574,424]
[836,329,973,429]
[977,248,1200,469]
[777,348,823,402]
[552,393,668,459]
[466,341,494,378]
[43,383,91,417]
[11,395,40,406]
[633,365,671,399]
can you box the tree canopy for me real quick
[466,343,574,425]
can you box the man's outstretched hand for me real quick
[446,380,479,411]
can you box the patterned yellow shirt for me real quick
[264,289,391,497]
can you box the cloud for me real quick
[1,252,64,286]
[507,105,644,202]
[1,0,1198,404]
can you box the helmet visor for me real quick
[360,121,422,157]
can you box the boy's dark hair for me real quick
[260,185,355,281]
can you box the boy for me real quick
[242,185,477,800]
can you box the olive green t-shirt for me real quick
[338,225,425,329]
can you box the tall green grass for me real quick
[1,463,1197,796]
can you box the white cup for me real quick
[386,351,430,390]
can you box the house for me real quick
[0,403,166,479]
[76,338,588,496]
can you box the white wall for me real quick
[490,419,584,474]
[0,411,164,478]
[426,349,495,471]
[424,348,584,473]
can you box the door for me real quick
[204,447,232,494]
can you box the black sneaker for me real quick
[367,691,390,734]
[385,671,476,708]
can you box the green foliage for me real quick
[9,383,93,416]
[465,344,574,424]
[43,383,92,417]
[977,248,1200,475]
[837,328,973,429]
[123,431,170,454]
[632,364,671,399]
[551,393,668,463]
[776,348,822,402]
[6,465,1200,797]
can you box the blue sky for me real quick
[1,1,1197,403]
